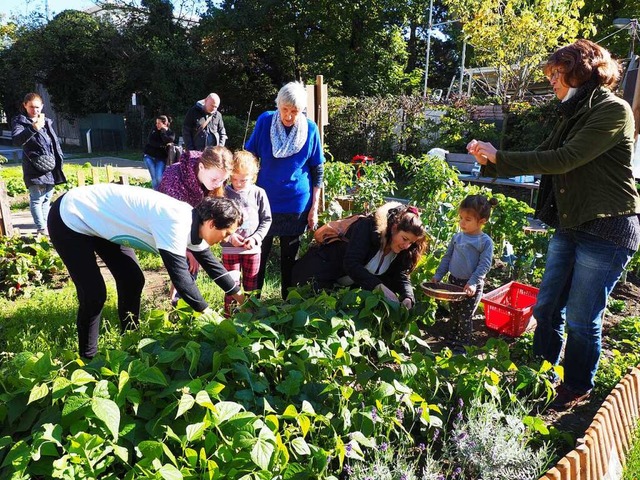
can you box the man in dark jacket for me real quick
[182,93,227,151]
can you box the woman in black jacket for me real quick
[292,203,427,308]
[12,92,67,235]
[143,115,175,189]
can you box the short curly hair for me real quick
[543,39,621,90]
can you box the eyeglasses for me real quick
[546,69,562,82]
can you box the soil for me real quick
[97,259,171,310]
[422,268,640,459]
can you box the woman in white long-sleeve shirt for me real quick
[47,184,244,359]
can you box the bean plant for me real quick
[0,285,558,479]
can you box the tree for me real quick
[444,0,589,101]
[34,10,128,117]
[580,0,640,59]
[397,0,459,93]
[116,0,202,117]
[195,0,427,115]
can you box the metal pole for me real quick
[422,0,434,98]
[86,129,92,154]
[459,38,467,96]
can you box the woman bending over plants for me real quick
[292,203,427,308]
[48,184,245,359]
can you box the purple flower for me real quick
[379,442,388,451]
[458,398,464,408]
[418,442,426,452]
[456,411,463,423]
[416,407,423,416]
[437,475,446,480]
[344,464,353,474]
[454,467,462,477]
[433,429,440,442]
[372,407,378,422]
[396,408,404,421]
[346,443,352,453]
[400,474,408,480]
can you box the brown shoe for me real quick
[550,384,590,411]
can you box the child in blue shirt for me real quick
[432,195,496,353]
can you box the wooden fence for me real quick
[540,367,640,480]
[76,165,129,187]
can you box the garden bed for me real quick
[424,269,640,461]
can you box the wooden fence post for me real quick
[565,449,582,480]
[584,432,600,480]
[105,165,115,183]
[0,180,14,236]
[575,443,590,480]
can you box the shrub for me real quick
[224,114,254,150]
[501,99,556,151]
[448,397,551,479]
[0,235,64,299]
[326,95,501,164]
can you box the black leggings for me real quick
[448,275,483,346]
[257,234,301,299]
[48,198,145,358]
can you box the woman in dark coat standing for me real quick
[143,115,175,189]
[12,92,67,235]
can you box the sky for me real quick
[0,0,99,19]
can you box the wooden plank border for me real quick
[540,367,640,479]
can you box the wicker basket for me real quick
[420,282,467,302]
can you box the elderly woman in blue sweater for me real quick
[246,81,324,299]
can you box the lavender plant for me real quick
[346,442,448,480]
[448,397,551,480]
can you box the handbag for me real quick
[166,143,182,165]
[25,151,56,174]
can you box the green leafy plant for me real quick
[323,160,355,201]
[351,162,396,214]
[0,235,64,298]
[484,193,549,283]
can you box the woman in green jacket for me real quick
[468,39,640,410]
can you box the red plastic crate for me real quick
[481,281,539,337]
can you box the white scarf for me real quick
[270,110,308,158]
[562,87,578,103]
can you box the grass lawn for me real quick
[624,424,640,479]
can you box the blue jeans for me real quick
[28,184,54,230]
[143,154,166,190]
[532,229,634,393]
